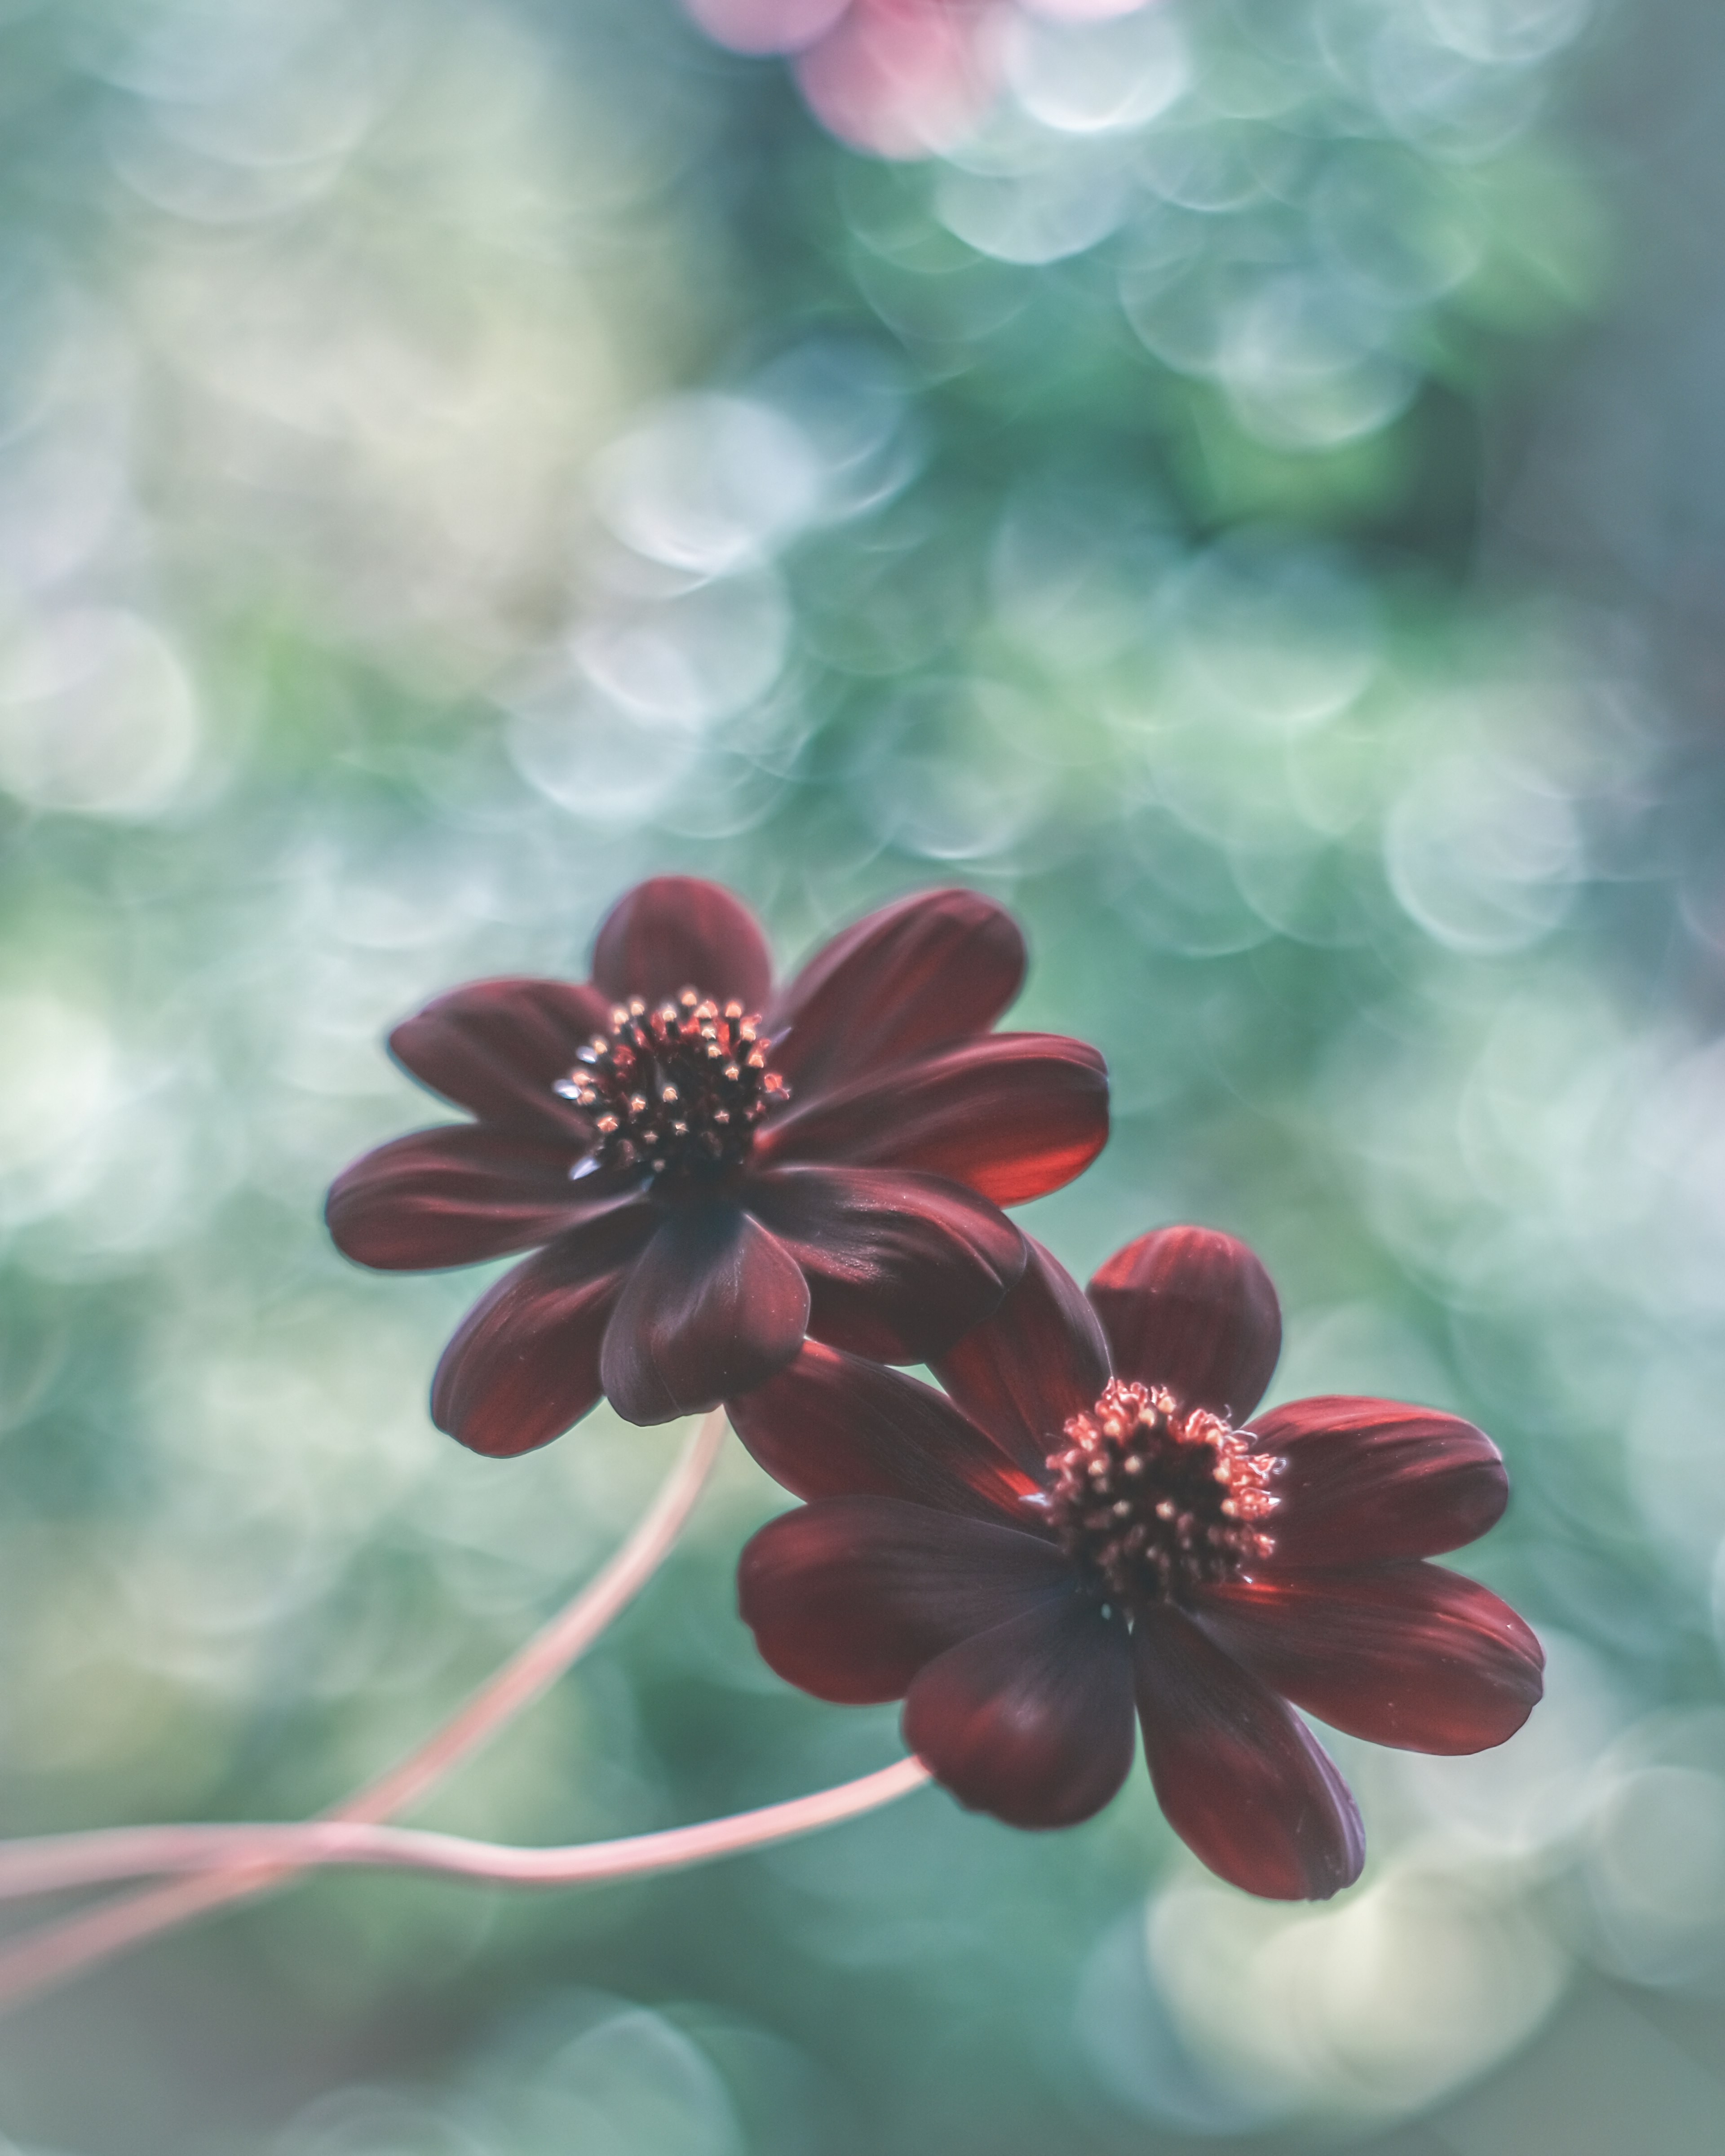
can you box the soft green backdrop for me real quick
[2,0,1724,2150]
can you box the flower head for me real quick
[327,877,1107,1443]
[734,1227,1544,1899]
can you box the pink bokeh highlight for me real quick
[684,0,1156,158]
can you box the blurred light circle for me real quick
[0,609,199,819]
[852,678,1046,859]
[1120,256,1258,376]
[592,395,822,575]
[681,0,851,54]
[1420,0,1591,66]
[1149,1859,1568,2121]
[1385,752,1581,954]
[1136,119,1296,214]
[1587,1766,1725,1979]
[990,471,1176,664]
[1218,276,1419,450]
[505,683,704,826]
[0,996,115,1179]
[793,0,1005,160]
[516,2008,740,2156]
[1311,146,1484,307]
[575,570,791,724]
[1022,0,1155,20]
[1368,17,1546,157]
[1006,4,1189,134]
[750,337,921,521]
[934,158,1131,263]
[1166,540,1381,730]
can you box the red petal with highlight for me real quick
[597,1203,809,1425]
[1198,1565,1544,1756]
[326,1125,597,1271]
[1248,1397,1508,1567]
[389,977,609,1141]
[727,1341,1036,1519]
[1133,1605,1364,1900]
[904,1593,1135,1830]
[768,887,1025,1097]
[590,877,773,1013]
[430,1201,659,1456]
[739,1495,1072,1705]
[746,1164,1025,1364]
[757,1033,1108,1205]
[1088,1227,1280,1423]
[932,1238,1111,1477]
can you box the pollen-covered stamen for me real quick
[1046,1379,1278,1607]
[554,989,789,1182]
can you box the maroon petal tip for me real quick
[597,1204,809,1425]
[1088,1226,1281,1424]
[589,877,774,1014]
[904,1592,1136,1830]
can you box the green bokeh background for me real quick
[3,0,1725,2149]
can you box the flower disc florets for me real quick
[1047,1378,1278,1607]
[557,990,789,1183]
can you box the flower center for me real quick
[1045,1379,1277,1607]
[557,990,789,1184]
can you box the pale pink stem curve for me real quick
[0,1758,932,1906]
[0,1409,727,2011]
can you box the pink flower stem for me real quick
[0,1408,729,2012]
[0,1757,932,1904]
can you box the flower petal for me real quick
[739,1495,1073,1705]
[931,1238,1111,1476]
[1133,1605,1364,1900]
[903,1592,1135,1829]
[325,1125,602,1271]
[756,1032,1109,1206]
[1197,1565,1544,1756]
[745,1164,1025,1364]
[589,876,774,1012]
[767,887,1025,1097]
[727,1341,1036,1519]
[1248,1397,1508,1567]
[389,978,610,1141]
[430,1201,659,1456]
[597,1202,809,1425]
[1087,1227,1280,1422]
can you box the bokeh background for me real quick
[2,0,1724,2148]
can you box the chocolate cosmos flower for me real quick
[734,1229,1544,1899]
[327,878,1107,1442]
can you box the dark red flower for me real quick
[327,878,1108,1444]
[734,1227,1543,1899]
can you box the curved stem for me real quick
[0,1409,727,2012]
[0,1758,932,1904]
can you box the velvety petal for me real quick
[325,1125,605,1271]
[904,1592,1135,1829]
[1088,1227,1281,1423]
[597,1202,809,1425]
[767,887,1025,1097]
[756,1033,1109,1206]
[1134,1605,1364,1900]
[744,1164,1025,1364]
[430,1201,659,1457]
[1248,1397,1508,1567]
[589,876,773,1013]
[739,1495,1073,1704]
[389,978,609,1141]
[1197,1565,1544,1756]
[931,1238,1112,1477]
[727,1341,1037,1519]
